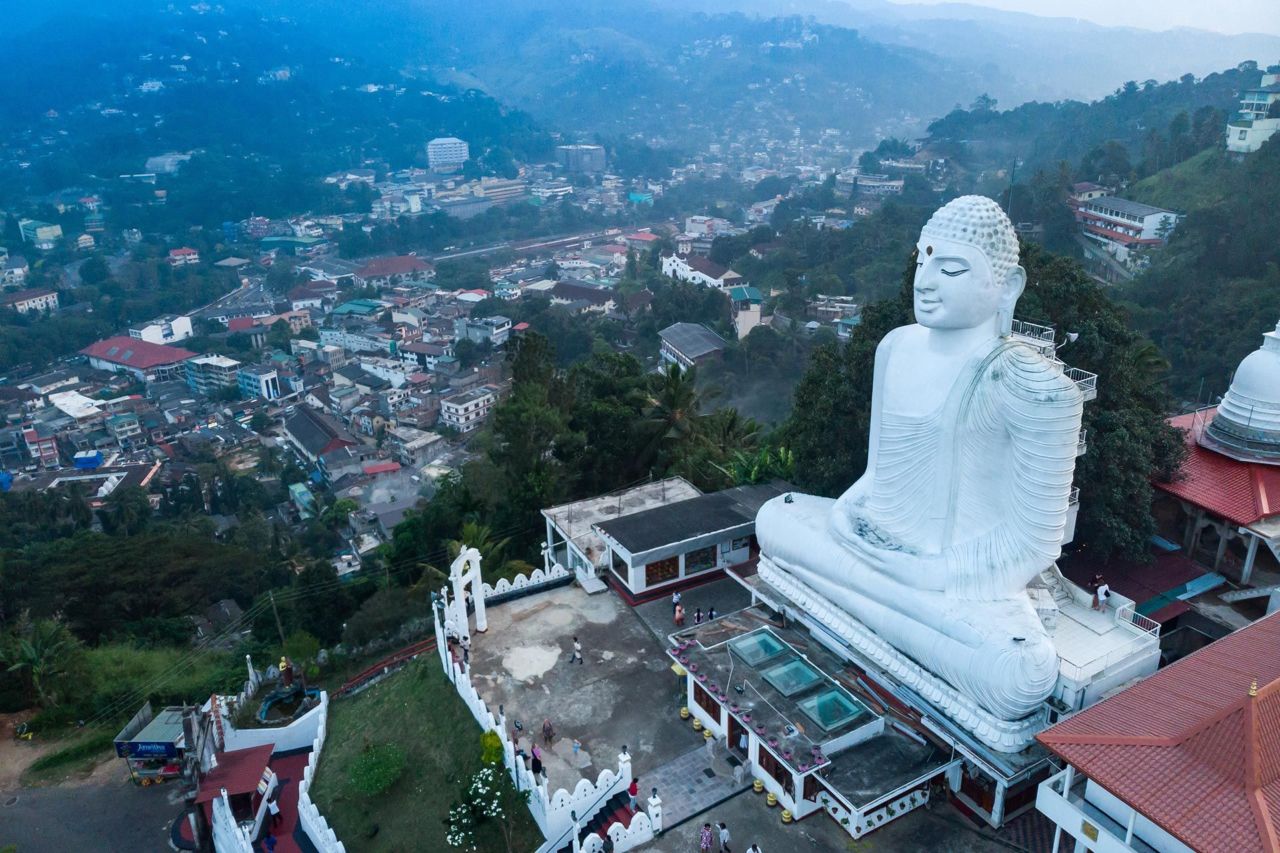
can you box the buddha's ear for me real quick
[1001,265,1027,308]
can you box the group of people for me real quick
[512,717,559,782]
[697,821,760,853]
[672,590,717,627]
[1088,573,1111,611]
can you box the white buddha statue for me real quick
[757,196,1084,726]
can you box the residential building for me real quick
[319,328,397,356]
[659,323,726,372]
[21,424,60,467]
[185,355,242,396]
[1076,196,1179,266]
[1035,612,1280,853]
[427,137,470,171]
[478,178,529,205]
[0,288,59,315]
[168,247,200,266]
[75,233,95,251]
[454,315,512,347]
[440,386,496,433]
[129,315,194,345]
[728,285,764,339]
[548,279,616,313]
[106,412,143,445]
[1227,67,1280,155]
[399,341,452,371]
[236,364,281,400]
[81,336,197,382]
[684,215,733,237]
[1069,182,1111,204]
[2,255,29,286]
[18,219,62,250]
[354,255,434,288]
[661,253,743,289]
[283,405,358,463]
[556,144,607,173]
[854,174,905,195]
[388,425,444,467]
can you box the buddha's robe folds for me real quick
[757,325,1084,720]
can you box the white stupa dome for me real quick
[1202,318,1280,464]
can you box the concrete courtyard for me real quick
[466,582,1033,852]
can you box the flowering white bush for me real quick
[446,765,529,851]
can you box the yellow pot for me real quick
[692,718,703,732]
[752,778,764,794]
[781,809,793,824]
[679,706,690,720]
[703,728,713,740]
[766,791,778,807]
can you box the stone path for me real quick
[643,743,751,831]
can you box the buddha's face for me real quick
[913,236,1021,330]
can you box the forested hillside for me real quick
[1123,137,1280,402]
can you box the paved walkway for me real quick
[644,743,750,831]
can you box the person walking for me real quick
[530,744,543,780]
[674,603,685,626]
[461,635,470,665]
[570,636,584,665]
[542,718,555,744]
[699,823,714,852]
[672,589,682,616]
[718,821,732,852]
[708,605,717,621]
[694,607,703,625]
[628,777,639,811]
[746,844,762,853]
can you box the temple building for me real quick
[1154,318,1280,604]
[1035,611,1280,853]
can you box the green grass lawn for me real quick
[310,658,542,852]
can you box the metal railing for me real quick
[1063,366,1098,398]
[1068,487,1080,505]
[1010,319,1056,345]
[1113,602,1160,636]
[1076,429,1088,456]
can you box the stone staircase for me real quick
[556,790,637,853]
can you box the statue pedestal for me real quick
[757,557,1048,753]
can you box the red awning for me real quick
[195,744,273,803]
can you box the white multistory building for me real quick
[427,137,470,171]
[1227,66,1280,155]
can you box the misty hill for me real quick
[675,0,1280,105]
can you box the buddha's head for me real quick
[914,196,1025,334]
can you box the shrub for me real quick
[348,742,407,796]
[480,730,503,765]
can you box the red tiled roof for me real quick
[513,322,530,331]
[0,287,57,305]
[1038,612,1280,853]
[363,461,401,475]
[81,336,197,369]
[227,316,258,332]
[357,255,433,278]
[1154,411,1280,526]
[169,247,198,256]
[624,231,659,242]
[195,744,273,803]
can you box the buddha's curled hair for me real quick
[921,195,1020,283]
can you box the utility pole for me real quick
[269,590,286,648]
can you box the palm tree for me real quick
[643,364,713,466]
[2,615,78,708]
[449,522,535,584]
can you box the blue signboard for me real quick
[116,740,180,759]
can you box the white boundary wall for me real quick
[294,693,348,853]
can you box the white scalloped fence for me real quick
[481,563,571,600]
[294,692,347,853]
[580,810,658,853]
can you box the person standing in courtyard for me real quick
[694,607,703,625]
[673,589,682,616]
[718,821,731,852]
[699,823,714,852]
[543,717,555,744]
[746,844,762,853]
[628,777,639,811]
[570,636,584,665]
[708,605,717,621]
[674,603,685,626]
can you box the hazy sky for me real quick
[888,0,1280,37]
